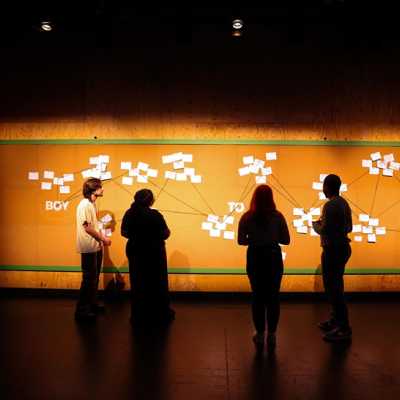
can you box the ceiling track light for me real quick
[40,21,53,32]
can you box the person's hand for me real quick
[102,237,112,246]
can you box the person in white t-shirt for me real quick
[75,178,111,321]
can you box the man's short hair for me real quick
[324,174,341,195]
[82,178,102,199]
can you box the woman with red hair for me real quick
[238,184,290,351]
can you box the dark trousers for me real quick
[321,244,351,329]
[247,245,283,334]
[76,250,103,313]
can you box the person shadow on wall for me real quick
[98,211,126,303]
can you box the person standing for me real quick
[312,174,353,342]
[238,185,290,351]
[75,178,111,321]
[121,189,175,326]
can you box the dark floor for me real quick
[0,293,399,400]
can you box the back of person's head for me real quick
[82,178,102,199]
[134,189,154,207]
[323,174,341,196]
[249,184,276,219]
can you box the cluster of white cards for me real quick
[362,152,400,177]
[120,161,158,185]
[312,174,348,200]
[162,152,202,183]
[238,152,277,184]
[98,214,113,237]
[28,170,74,194]
[81,155,112,181]
[201,214,235,240]
[353,214,386,243]
[292,207,320,236]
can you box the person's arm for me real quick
[155,211,170,240]
[237,215,249,246]
[313,201,340,236]
[120,210,130,239]
[83,221,111,246]
[279,214,290,245]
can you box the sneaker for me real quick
[252,332,265,351]
[91,304,106,314]
[323,327,352,342]
[318,319,337,332]
[74,311,97,322]
[267,333,276,350]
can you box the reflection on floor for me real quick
[0,293,399,400]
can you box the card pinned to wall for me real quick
[239,166,250,176]
[89,157,99,165]
[121,161,132,170]
[122,176,133,186]
[319,174,328,182]
[261,167,272,176]
[147,169,158,178]
[370,152,381,161]
[376,227,386,235]
[100,171,112,180]
[309,208,321,216]
[293,208,304,216]
[137,175,148,183]
[101,214,113,223]
[340,184,348,192]
[59,186,70,194]
[173,161,185,170]
[175,173,187,182]
[383,169,394,177]
[207,214,219,223]
[389,161,400,171]
[296,226,308,234]
[354,236,363,242]
[377,160,387,169]
[223,231,235,240]
[255,176,267,184]
[209,229,221,238]
[312,182,323,190]
[362,226,373,234]
[223,216,234,224]
[165,171,176,180]
[201,222,213,231]
[182,154,193,163]
[352,224,362,233]
[369,218,379,226]
[137,162,149,171]
[359,214,370,222]
[129,168,139,177]
[43,170,54,180]
[367,234,377,243]
[383,153,394,163]
[190,175,202,184]
[63,173,74,182]
[98,155,110,164]
[293,219,304,228]
[28,172,39,180]
[266,152,277,160]
[319,192,326,200]
[362,159,372,168]
[243,155,254,165]
[184,167,195,176]
[41,182,52,190]
[369,167,379,175]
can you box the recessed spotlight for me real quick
[40,21,53,32]
[232,19,244,30]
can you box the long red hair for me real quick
[248,184,276,220]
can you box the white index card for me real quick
[175,173,187,181]
[377,160,387,169]
[367,234,377,243]
[293,208,304,216]
[239,166,250,176]
[359,214,370,222]
[53,178,64,186]
[243,155,254,165]
[104,228,112,237]
[181,154,193,163]
[98,155,110,164]
[137,162,149,171]
[362,226,373,234]
[369,167,379,175]
[319,192,326,200]
[147,169,158,178]
[296,226,308,234]
[164,171,176,180]
[223,231,235,240]
[122,176,133,186]
[129,168,139,177]
[190,175,202,184]
[266,152,277,161]
[310,228,319,236]
[376,227,386,235]
[383,168,394,177]
[81,169,92,178]
[101,214,113,223]
[310,208,321,216]
[121,161,132,170]
[384,153,394,163]
[216,222,227,230]
[100,171,112,180]
[249,164,260,174]
[223,216,234,224]
[63,173,74,182]
[59,186,70,194]
[97,163,107,172]
[173,161,185,170]
[340,184,348,192]
[137,175,148,183]
[369,218,379,226]
[319,174,328,182]
[256,176,267,184]
[389,161,400,171]
[168,152,184,163]
[184,167,195,176]
[362,159,373,168]
[354,236,363,242]
[28,172,39,180]
[43,170,54,179]
[207,214,219,223]
[89,157,99,165]
[293,219,304,228]
[201,222,213,231]
[209,229,221,238]
[41,182,52,190]
[253,159,265,168]
[370,152,381,161]
[91,169,101,179]
[352,224,362,233]
[261,167,272,176]
[312,182,323,190]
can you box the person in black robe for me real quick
[121,189,175,325]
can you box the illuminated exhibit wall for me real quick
[0,142,399,291]
[1,39,400,291]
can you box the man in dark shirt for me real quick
[312,174,353,342]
